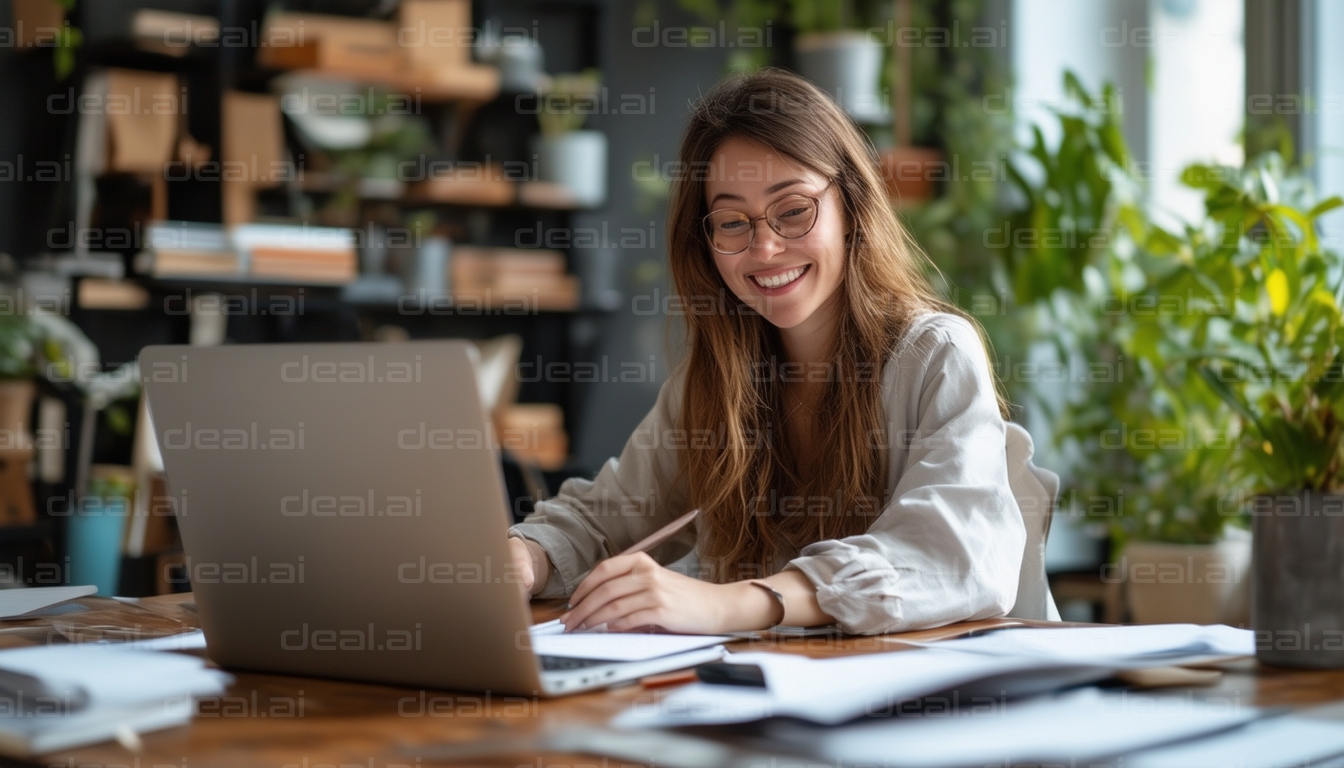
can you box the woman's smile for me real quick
[749,263,810,292]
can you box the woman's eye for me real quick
[778,206,809,220]
[718,219,747,232]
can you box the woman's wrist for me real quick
[721,580,786,632]
[523,538,552,595]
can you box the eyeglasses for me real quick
[702,182,833,255]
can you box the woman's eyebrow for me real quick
[708,178,807,207]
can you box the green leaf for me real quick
[1196,365,1267,436]
[1063,71,1093,105]
[1308,197,1344,219]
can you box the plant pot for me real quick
[11,0,65,48]
[402,235,451,301]
[68,496,130,596]
[1253,491,1344,668]
[793,30,887,123]
[533,130,607,208]
[880,146,944,205]
[0,378,36,449]
[1120,535,1251,625]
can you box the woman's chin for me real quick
[756,305,813,330]
[733,292,815,329]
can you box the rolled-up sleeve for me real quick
[508,373,692,598]
[785,315,1026,634]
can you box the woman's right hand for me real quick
[507,536,551,596]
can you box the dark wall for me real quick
[0,0,76,259]
[569,2,730,467]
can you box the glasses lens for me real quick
[706,211,752,253]
[768,196,818,238]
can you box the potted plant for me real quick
[532,69,607,209]
[68,466,135,595]
[672,0,786,74]
[878,0,943,206]
[790,0,888,124]
[1001,73,1254,624]
[1160,154,1344,667]
[0,313,71,445]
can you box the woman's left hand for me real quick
[560,552,772,634]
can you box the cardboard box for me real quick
[259,12,403,75]
[104,69,179,174]
[495,404,568,470]
[221,91,285,225]
[398,0,472,72]
[9,0,64,48]
[0,448,35,526]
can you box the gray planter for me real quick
[793,31,889,124]
[1253,491,1344,668]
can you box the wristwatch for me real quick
[747,579,786,629]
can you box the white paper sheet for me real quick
[0,586,97,618]
[0,644,230,759]
[930,624,1255,666]
[799,688,1262,768]
[0,644,229,707]
[122,629,208,651]
[1125,715,1344,768]
[614,648,1114,728]
[528,625,732,661]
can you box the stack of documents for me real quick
[615,648,1115,728]
[930,623,1255,666]
[0,644,230,757]
[617,625,1257,729]
[760,687,1274,768]
[609,623,1306,768]
[529,620,730,665]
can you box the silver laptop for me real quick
[140,340,724,696]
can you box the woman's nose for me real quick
[749,219,785,257]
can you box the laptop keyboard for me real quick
[539,655,615,671]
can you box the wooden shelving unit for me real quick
[282,66,500,106]
[67,0,612,469]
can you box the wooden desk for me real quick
[4,592,1343,767]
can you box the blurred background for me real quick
[0,0,1340,626]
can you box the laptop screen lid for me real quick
[140,341,543,695]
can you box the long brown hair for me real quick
[667,68,1004,582]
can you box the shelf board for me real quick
[299,174,581,211]
[348,293,580,313]
[149,274,351,289]
[401,180,584,211]
[281,66,500,105]
[298,173,406,201]
[143,277,607,315]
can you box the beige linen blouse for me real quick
[508,312,1060,634]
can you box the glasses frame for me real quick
[702,181,834,255]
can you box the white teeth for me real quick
[752,266,806,289]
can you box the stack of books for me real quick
[147,222,239,278]
[232,224,358,284]
[495,403,567,470]
[451,246,579,311]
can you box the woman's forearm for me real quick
[762,569,833,627]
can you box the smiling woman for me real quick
[506,68,1060,636]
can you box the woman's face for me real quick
[703,136,848,334]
